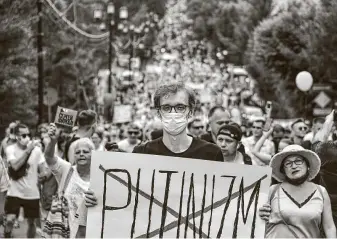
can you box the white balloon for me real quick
[295,71,313,92]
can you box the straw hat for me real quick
[269,144,321,182]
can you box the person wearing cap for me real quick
[283,118,309,146]
[117,123,141,153]
[259,145,336,238]
[216,123,252,164]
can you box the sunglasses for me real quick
[297,127,308,131]
[19,133,31,138]
[128,131,139,135]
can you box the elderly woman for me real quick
[259,145,336,238]
[44,123,93,238]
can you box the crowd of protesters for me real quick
[0,80,337,238]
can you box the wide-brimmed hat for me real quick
[269,144,321,182]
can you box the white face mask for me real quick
[161,113,188,136]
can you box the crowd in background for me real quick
[0,78,337,238]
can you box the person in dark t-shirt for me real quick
[84,81,224,207]
[133,81,223,162]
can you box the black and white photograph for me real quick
[1,0,337,238]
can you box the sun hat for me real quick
[269,144,321,182]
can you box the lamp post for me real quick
[37,0,44,125]
[94,2,128,122]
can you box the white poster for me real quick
[87,151,272,238]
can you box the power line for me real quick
[44,0,109,39]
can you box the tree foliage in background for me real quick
[245,1,324,118]
[0,0,37,131]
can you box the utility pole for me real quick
[107,9,113,122]
[37,0,44,125]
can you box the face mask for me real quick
[18,136,30,146]
[161,113,188,136]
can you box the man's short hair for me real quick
[153,81,196,110]
[291,118,305,129]
[14,124,29,135]
[208,106,230,119]
[77,110,97,127]
[313,117,325,125]
[188,118,202,129]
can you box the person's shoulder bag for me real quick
[8,147,34,180]
[43,167,74,238]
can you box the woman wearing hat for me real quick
[259,145,336,238]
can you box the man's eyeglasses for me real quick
[128,131,139,136]
[192,126,204,130]
[284,159,304,168]
[159,104,188,114]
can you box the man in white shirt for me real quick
[4,124,45,238]
[241,119,275,166]
[117,123,141,153]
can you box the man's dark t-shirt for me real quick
[133,137,224,162]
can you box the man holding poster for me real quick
[85,81,223,207]
[84,82,271,238]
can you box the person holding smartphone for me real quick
[241,101,275,166]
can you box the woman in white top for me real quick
[259,145,336,238]
[44,123,92,238]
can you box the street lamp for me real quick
[94,2,128,122]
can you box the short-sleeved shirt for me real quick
[241,136,275,166]
[6,144,45,199]
[50,158,90,238]
[0,156,9,192]
[133,137,224,162]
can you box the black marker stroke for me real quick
[199,174,207,238]
[207,175,215,238]
[131,169,141,238]
[217,176,236,238]
[146,170,156,237]
[159,170,178,238]
[99,165,208,238]
[176,171,186,238]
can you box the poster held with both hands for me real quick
[86,151,272,238]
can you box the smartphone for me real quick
[263,118,273,132]
[265,101,272,117]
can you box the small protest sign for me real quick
[54,106,78,132]
[87,152,271,238]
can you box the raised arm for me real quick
[44,123,61,167]
[251,126,274,165]
[313,110,334,144]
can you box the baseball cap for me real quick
[217,122,243,141]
